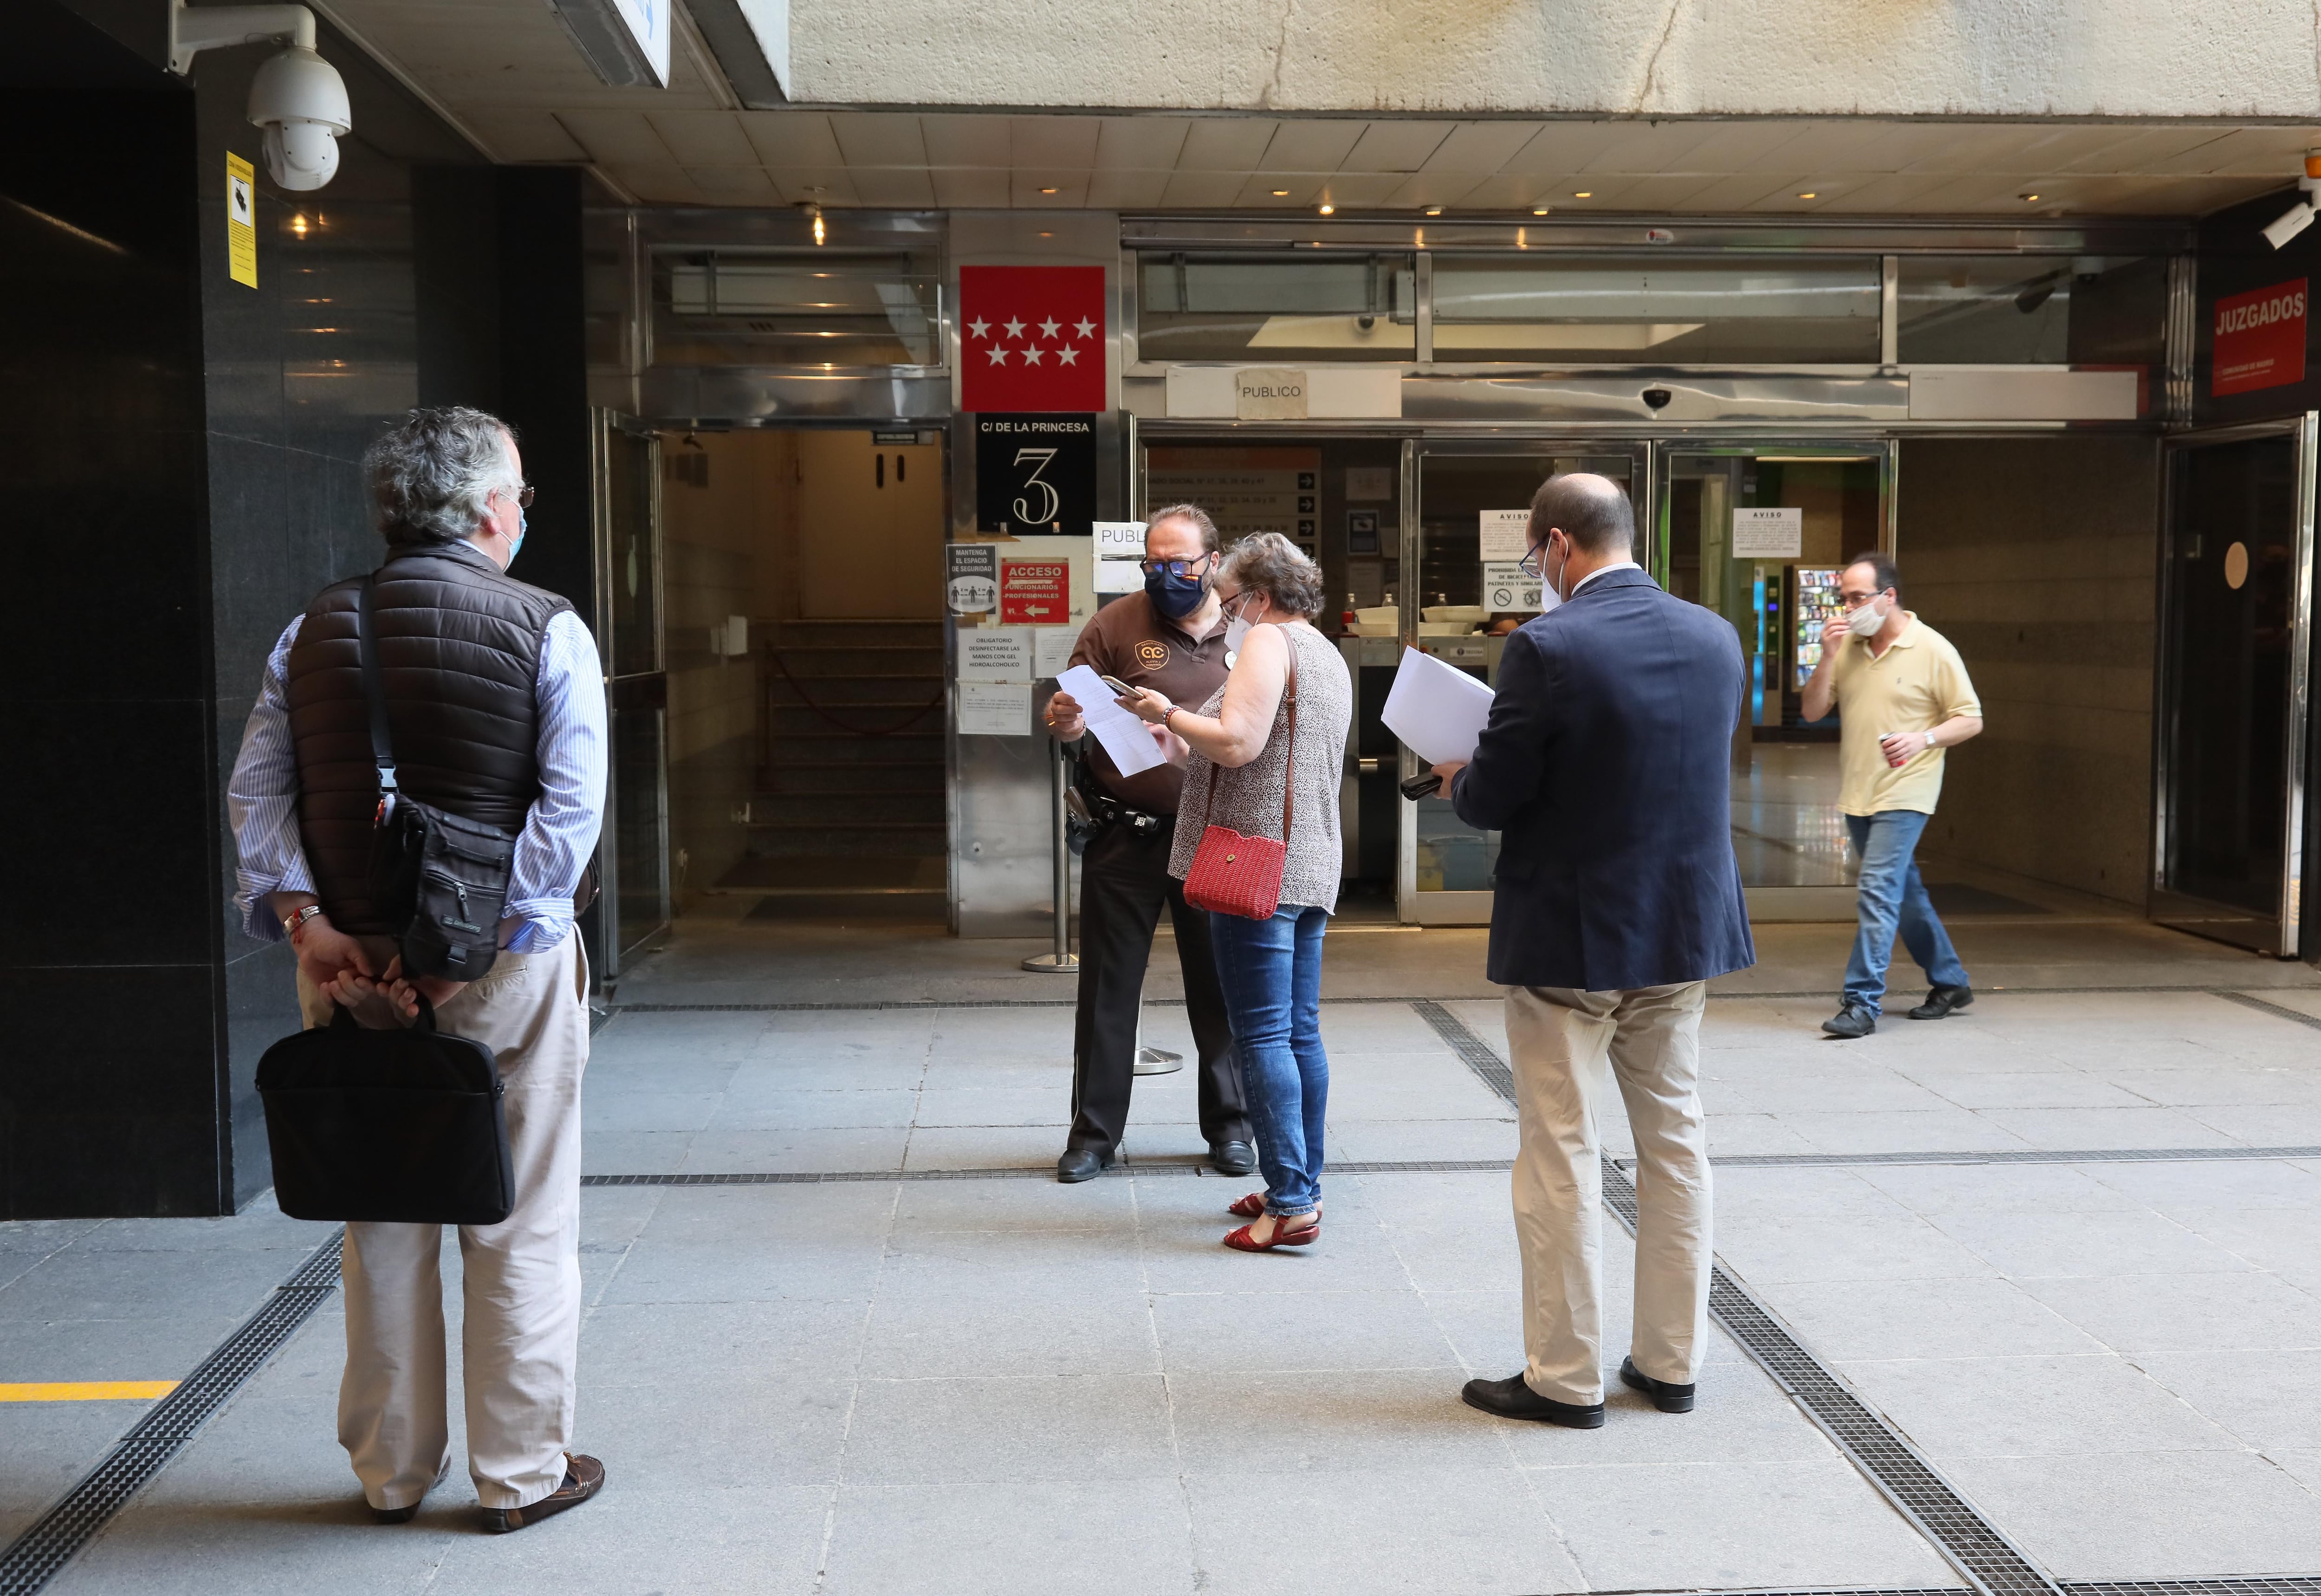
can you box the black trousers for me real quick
[1067,817,1249,1155]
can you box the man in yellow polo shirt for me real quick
[1800,552,1985,1038]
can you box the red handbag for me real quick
[1183,648,1298,920]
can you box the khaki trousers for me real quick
[296,934,590,1512]
[1504,982,1712,1406]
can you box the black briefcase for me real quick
[257,1000,515,1226]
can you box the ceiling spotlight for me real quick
[1271,189,1289,196]
[2019,193,2041,202]
[1039,187,1057,195]
[1318,202,1336,215]
[2263,150,2321,249]
[1572,191,1593,199]
[1531,206,1550,215]
[1796,191,1817,200]
[1423,205,1443,215]
[810,208,825,246]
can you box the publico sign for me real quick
[2213,279,2308,397]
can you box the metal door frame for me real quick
[2151,413,2317,958]
[591,409,671,980]
[1397,437,1655,925]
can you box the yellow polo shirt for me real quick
[1828,615,1982,816]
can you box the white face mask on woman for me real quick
[1224,593,1261,656]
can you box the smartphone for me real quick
[1399,771,1443,800]
[1100,675,1135,697]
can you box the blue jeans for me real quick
[1843,811,1970,1015]
[1206,904,1330,1216]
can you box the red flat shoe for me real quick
[1227,1193,1322,1220]
[1224,1216,1319,1252]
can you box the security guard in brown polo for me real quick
[1043,505,1255,1183]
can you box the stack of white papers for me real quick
[1379,647,1494,765]
[1056,663,1166,776]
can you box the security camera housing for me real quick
[168,4,350,193]
[1641,388,1674,411]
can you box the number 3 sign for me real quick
[975,414,1096,536]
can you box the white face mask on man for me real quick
[1846,595,1889,638]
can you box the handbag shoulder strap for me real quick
[355,573,400,801]
[1187,624,1303,843]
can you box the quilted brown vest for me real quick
[285,542,573,934]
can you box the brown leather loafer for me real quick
[372,1455,451,1524]
[480,1453,605,1533]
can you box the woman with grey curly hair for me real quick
[1116,532,1354,1250]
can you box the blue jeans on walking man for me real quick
[1206,903,1330,1216]
[1843,810,1969,1016]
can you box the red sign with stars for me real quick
[960,266,1105,412]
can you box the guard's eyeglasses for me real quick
[1139,554,1213,578]
[500,482,536,509]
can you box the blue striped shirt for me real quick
[227,584,609,953]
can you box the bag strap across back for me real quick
[354,574,401,805]
[1193,625,1301,845]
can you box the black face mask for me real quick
[1144,564,1209,619]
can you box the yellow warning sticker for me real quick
[227,151,257,288]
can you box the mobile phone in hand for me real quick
[1399,771,1443,800]
[1100,675,1135,697]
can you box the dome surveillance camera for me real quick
[249,45,350,192]
[1640,387,1674,411]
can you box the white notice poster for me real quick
[1092,521,1147,560]
[1732,506,1803,558]
[1482,562,1547,615]
[957,627,1031,682]
[1093,559,1143,594]
[1032,626,1078,678]
[1345,466,1394,502]
[1478,510,1533,563]
[957,680,1032,737]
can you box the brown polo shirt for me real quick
[1065,590,1228,815]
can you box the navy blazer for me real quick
[1450,566,1755,991]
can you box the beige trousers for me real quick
[1504,981,1712,1406]
[296,934,590,1511]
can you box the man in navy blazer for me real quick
[1431,472,1753,1430]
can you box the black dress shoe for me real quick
[1209,1140,1257,1176]
[1459,1373,1604,1428]
[1907,984,1973,1020]
[481,1454,605,1534]
[1619,1356,1696,1413]
[1057,1147,1114,1183]
[371,1454,451,1524]
[1821,1001,1877,1039]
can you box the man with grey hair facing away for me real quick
[1430,473,1753,1428]
[227,406,609,1530]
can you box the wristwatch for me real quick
[281,903,325,941]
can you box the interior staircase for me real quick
[722,617,947,901]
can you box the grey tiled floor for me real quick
[9,956,2321,1593]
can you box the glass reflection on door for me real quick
[594,413,671,975]
[1402,449,1645,921]
[2155,420,2315,955]
[1660,446,1887,899]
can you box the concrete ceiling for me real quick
[312,0,2321,218]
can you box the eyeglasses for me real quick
[1838,588,1885,608]
[1219,589,1257,618]
[499,482,536,509]
[1139,553,1214,578]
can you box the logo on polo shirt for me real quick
[1136,640,1170,669]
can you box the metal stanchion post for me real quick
[1022,736,1079,974]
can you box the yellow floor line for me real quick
[0,1381,178,1402]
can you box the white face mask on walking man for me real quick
[1846,592,1890,638]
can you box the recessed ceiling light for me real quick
[1271,189,1289,196]
[2020,192,2041,202]
[1038,231,1053,237]
[1572,191,1592,199]
[1796,191,1817,199]
[1318,202,1335,215]
[1532,206,1550,215]
[1424,205,1443,215]
[1039,187,1057,195]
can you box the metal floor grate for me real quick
[1409,999,2061,1596]
[580,1157,1517,1188]
[2211,992,2321,1031]
[0,1232,345,1596]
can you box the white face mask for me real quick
[1225,613,1251,655]
[1847,597,1888,638]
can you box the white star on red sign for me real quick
[1003,317,1025,339]
[1074,318,1096,339]
[968,318,990,339]
[1057,346,1079,365]
[986,345,1008,364]
[1037,317,1061,339]
[1022,346,1044,364]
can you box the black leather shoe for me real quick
[1821,1001,1877,1039]
[1908,984,1973,1021]
[1209,1140,1257,1176]
[1057,1147,1114,1183]
[1619,1356,1696,1413]
[371,1455,451,1524]
[481,1454,604,1533]
[1459,1373,1604,1428]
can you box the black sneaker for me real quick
[1908,984,1973,1020]
[1821,1001,1877,1039]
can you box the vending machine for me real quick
[1793,567,1842,691]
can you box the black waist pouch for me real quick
[358,574,515,980]
[257,999,514,1226]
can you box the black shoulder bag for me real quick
[359,574,515,981]
[257,997,515,1225]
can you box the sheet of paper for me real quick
[1032,626,1078,678]
[1380,646,1496,766]
[957,680,1031,737]
[957,626,1031,681]
[1056,663,1166,776]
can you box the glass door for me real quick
[593,411,671,978]
[1398,442,1650,924]
[2153,417,2317,956]
[1657,441,1892,921]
